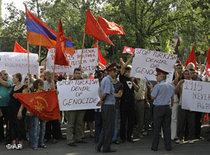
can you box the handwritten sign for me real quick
[57,79,100,111]
[131,48,177,82]
[0,52,39,75]
[182,80,210,113]
[46,48,98,75]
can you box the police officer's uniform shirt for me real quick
[100,75,115,105]
[151,81,174,106]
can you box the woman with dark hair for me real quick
[6,73,27,150]
[175,70,195,144]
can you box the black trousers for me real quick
[152,105,171,150]
[120,106,135,141]
[195,112,202,139]
[0,107,9,141]
[177,105,195,140]
[45,119,61,140]
[9,116,26,141]
[97,105,115,152]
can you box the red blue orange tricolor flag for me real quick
[25,5,75,55]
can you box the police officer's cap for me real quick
[156,68,169,75]
[106,63,117,71]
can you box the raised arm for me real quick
[120,54,134,75]
[175,80,184,94]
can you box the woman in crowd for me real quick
[7,73,27,150]
[175,69,195,144]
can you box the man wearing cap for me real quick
[119,55,139,143]
[96,63,117,153]
[150,68,174,151]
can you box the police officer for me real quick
[95,63,117,153]
[150,68,174,151]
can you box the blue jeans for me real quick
[30,116,46,147]
[112,109,120,141]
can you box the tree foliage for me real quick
[0,0,209,64]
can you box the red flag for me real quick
[13,41,30,53]
[98,16,125,35]
[123,46,135,54]
[89,73,95,79]
[54,19,69,66]
[207,46,210,65]
[85,8,114,46]
[185,46,197,70]
[14,90,60,121]
[206,63,210,76]
[203,113,209,123]
[94,42,106,66]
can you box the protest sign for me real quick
[0,52,39,75]
[46,48,98,75]
[57,79,100,111]
[182,80,210,113]
[131,48,177,82]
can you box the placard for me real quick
[0,52,39,75]
[57,79,100,111]
[46,48,98,75]
[182,80,210,113]
[131,48,177,82]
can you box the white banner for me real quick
[0,52,39,75]
[46,48,98,75]
[131,48,177,82]
[182,80,210,113]
[57,79,100,111]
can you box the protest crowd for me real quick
[0,5,210,154]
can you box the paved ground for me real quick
[1,125,210,155]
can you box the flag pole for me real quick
[52,55,56,90]
[38,45,41,63]
[79,32,86,69]
[27,42,30,90]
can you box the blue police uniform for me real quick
[97,75,116,152]
[151,80,174,151]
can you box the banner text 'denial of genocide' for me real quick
[131,48,177,82]
[57,79,100,111]
[46,48,98,75]
[182,80,210,113]
[0,52,39,75]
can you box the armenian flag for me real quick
[25,5,75,55]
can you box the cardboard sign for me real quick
[131,48,177,82]
[0,52,39,75]
[182,80,210,113]
[46,48,98,75]
[57,79,100,111]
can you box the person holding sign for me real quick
[175,69,196,144]
[150,68,174,151]
[65,68,86,147]
[96,63,117,153]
